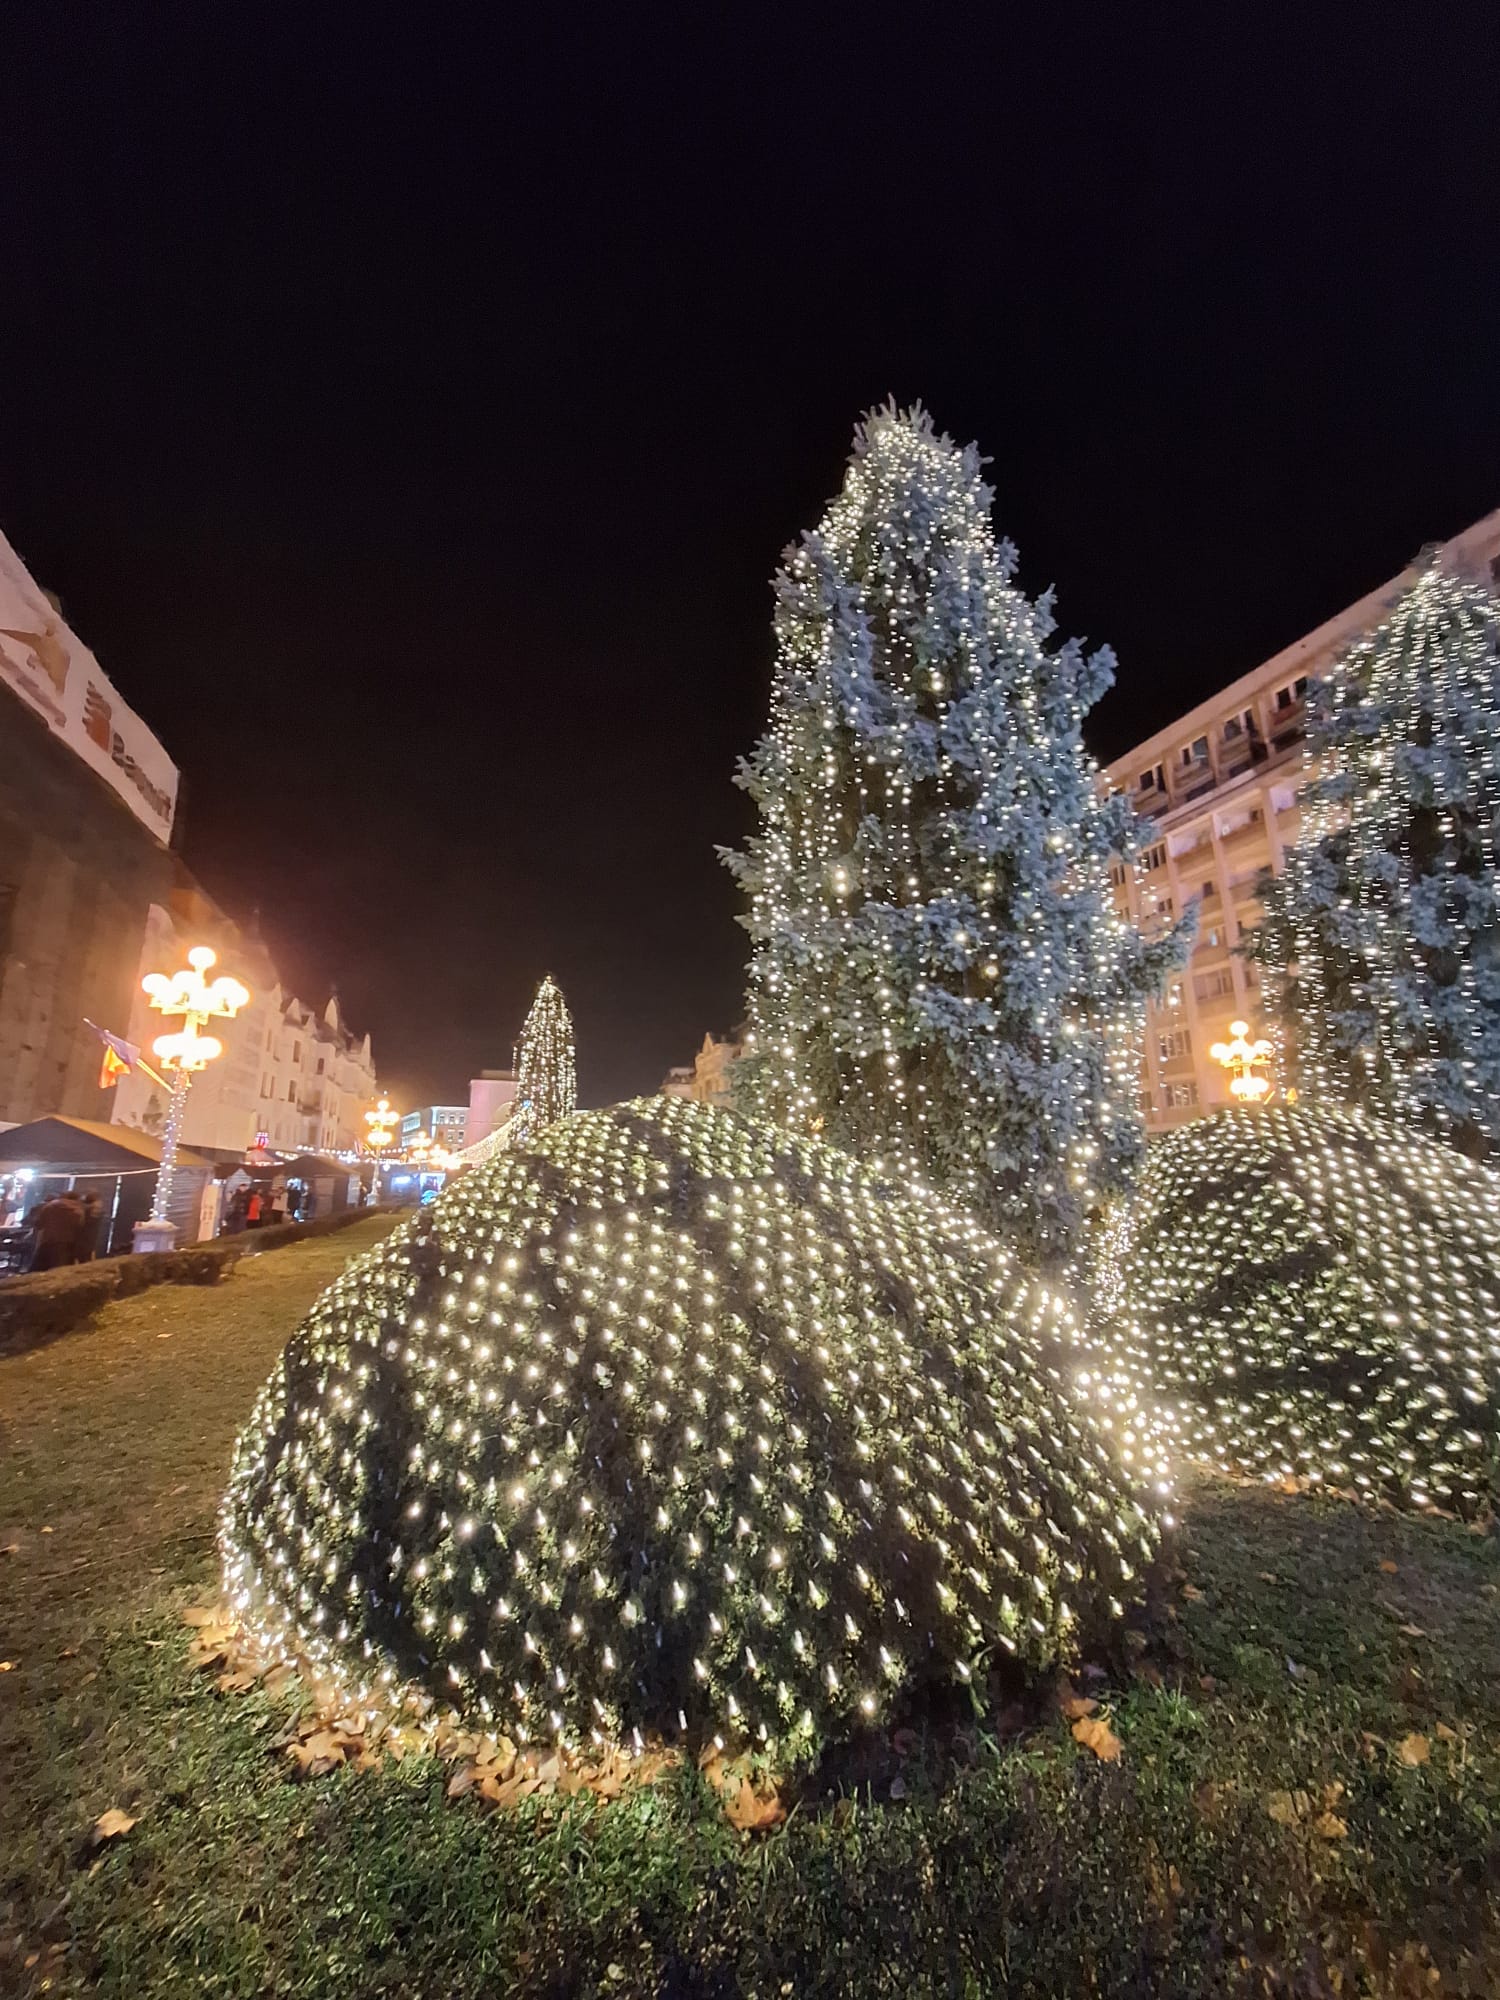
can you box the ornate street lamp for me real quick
[135,946,250,1251]
[364,1098,398,1205]
[1210,1019,1274,1105]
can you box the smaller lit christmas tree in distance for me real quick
[510,975,577,1144]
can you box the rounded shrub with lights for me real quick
[1093,1103,1500,1514]
[222,1096,1162,1761]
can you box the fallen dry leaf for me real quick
[1397,1624,1427,1640]
[1181,1583,1204,1602]
[0,1661,15,1673]
[446,1766,476,1799]
[1435,1722,1458,1743]
[1071,1715,1122,1762]
[92,1808,137,1842]
[215,1669,257,1695]
[1379,1560,1399,1575]
[1057,1687,1098,1721]
[180,1606,227,1628]
[1266,1791,1299,1827]
[1312,1811,1348,1839]
[725,1778,784,1832]
[1397,1733,1430,1768]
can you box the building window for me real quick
[316,1057,325,1075]
[1139,1090,1154,1116]
[1274,675,1309,713]
[1138,763,1165,793]
[1157,1027,1191,1064]
[1179,735,1210,767]
[1163,1081,1199,1111]
[1201,879,1218,900]
[1204,926,1223,948]
[1195,969,1235,1002]
[1141,842,1166,873]
[288,1080,297,1101]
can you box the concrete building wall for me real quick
[1105,507,1500,1130]
[466,1071,518,1149]
[0,683,172,1126]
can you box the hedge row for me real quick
[0,1204,408,1359]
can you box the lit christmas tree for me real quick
[510,974,577,1144]
[1252,557,1500,1154]
[725,404,1185,1260]
[1091,1102,1500,1516]
[222,1097,1164,1762]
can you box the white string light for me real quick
[724,403,1186,1262]
[1091,1101,1500,1515]
[221,1096,1165,1759]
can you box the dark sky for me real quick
[4,8,1498,1109]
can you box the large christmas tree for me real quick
[510,974,577,1144]
[1252,557,1500,1153]
[725,404,1184,1259]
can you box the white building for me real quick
[402,1104,468,1149]
[465,1069,518,1150]
[111,889,377,1159]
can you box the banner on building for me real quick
[0,528,179,843]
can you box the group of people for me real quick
[223,1179,305,1233]
[20,1187,107,1271]
[1,1174,311,1271]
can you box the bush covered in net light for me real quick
[1092,1104,1500,1515]
[222,1097,1163,1760]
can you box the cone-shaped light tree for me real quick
[1251,557,1500,1154]
[725,404,1186,1259]
[510,975,577,1144]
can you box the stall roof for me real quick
[273,1153,355,1177]
[0,1117,213,1173]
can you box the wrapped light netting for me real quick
[223,1097,1162,1758]
[1092,1104,1500,1515]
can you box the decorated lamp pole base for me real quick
[135,1067,192,1252]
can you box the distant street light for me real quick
[136,946,250,1251]
[364,1098,398,1205]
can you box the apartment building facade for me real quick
[402,1104,468,1149]
[1106,508,1500,1131]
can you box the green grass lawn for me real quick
[2,1219,1498,1999]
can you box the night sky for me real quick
[4,10,1498,1110]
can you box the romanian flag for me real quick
[84,1020,144,1089]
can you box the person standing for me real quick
[268,1183,289,1228]
[245,1187,264,1229]
[76,1192,105,1262]
[26,1189,85,1271]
